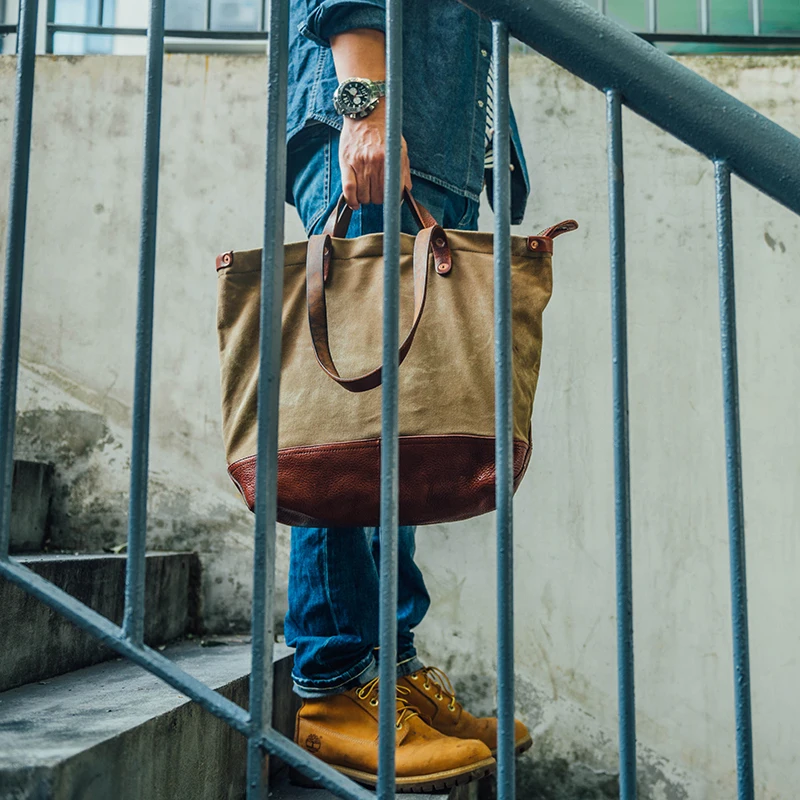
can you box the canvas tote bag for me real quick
[216,191,576,526]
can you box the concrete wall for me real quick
[1,53,799,798]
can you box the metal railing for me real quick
[3,0,800,54]
[2,0,800,799]
[41,0,269,53]
[595,0,800,46]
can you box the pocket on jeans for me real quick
[454,197,479,231]
[288,124,334,234]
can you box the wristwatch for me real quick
[333,78,387,119]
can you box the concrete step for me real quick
[0,552,199,692]
[0,639,296,800]
[268,769,488,799]
[9,460,54,553]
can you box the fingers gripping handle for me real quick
[306,226,451,392]
[323,187,438,240]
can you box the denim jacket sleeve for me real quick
[301,0,387,47]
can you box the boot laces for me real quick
[417,666,458,712]
[356,677,421,729]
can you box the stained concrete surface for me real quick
[0,641,294,800]
[9,460,53,553]
[0,552,198,692]
[267,769,475,800]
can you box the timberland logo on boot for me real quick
[305,734,322,753]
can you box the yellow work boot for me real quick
[293,676,496,793]
[399,666,533,756]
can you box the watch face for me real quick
[338,80,372,115]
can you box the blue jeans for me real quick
[284,123,480,697]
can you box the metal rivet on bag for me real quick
[437,261,450,273]
[528,239,539,250]
[221,251,233,266]
[435,237,445,248]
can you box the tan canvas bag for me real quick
[216,192,576,526]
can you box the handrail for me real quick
[462,0,800,217]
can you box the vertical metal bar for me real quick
[0,0,39,561]
[700,0,711,35]
[714,160,755,800]
[0,0,7,54]
[96,0,105,27]
[493,20,515,800]
[607,88,637,800]
[204,0,212,31]
[245,0,289,794]
[121,0,165,647]
[45,0,56,54]
[751,0,761,36]
[647,0,658,33]
[377,0,402,795]
[598,0,608,14]
[258,0,266,32]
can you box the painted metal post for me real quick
[700,0,711,36]
[45,0,55,55]
[607,88,637,800]
[598,0,607,15]
[714,160,755,800]
[377,0,402,795]
[204,0,212,31]
[0,0,39,561]
[246,0,289,794]
[459,0,800,218]
[122,0,165,647]
[647,0,658,33]
[96,0,104,26]
[493,20,515,800]
[751,0,761,36]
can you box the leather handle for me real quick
[323,187,438,239]
[306,225,451,393]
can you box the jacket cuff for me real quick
[301,1,386,48]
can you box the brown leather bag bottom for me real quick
[228,435,531,527]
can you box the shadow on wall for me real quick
[10,380,286,634]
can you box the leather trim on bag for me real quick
[227,435,531,527]
[305,225,449,393]
[216,251,234,271]
[528,219,579,253]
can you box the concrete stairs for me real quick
[0,459,475,799]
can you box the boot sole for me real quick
[290,755,497,794]
[491,734,533,758]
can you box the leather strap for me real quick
[306,225,450,393]
[322,187,438,240]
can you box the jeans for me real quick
[284,123,480,697]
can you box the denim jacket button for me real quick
[481,48,488,57]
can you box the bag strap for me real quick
[323,187,438,239]
[306,225,451,393]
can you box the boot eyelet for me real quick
[410,674,418,680]
[448,702,456,712]
[423,683,430,690]
[435,693,443,700]
[370,698,378,706]
[396,722,402,730]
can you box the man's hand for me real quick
[340,103,412,209]
[331,28,412,209]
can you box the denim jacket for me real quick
[287,0,530,224]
